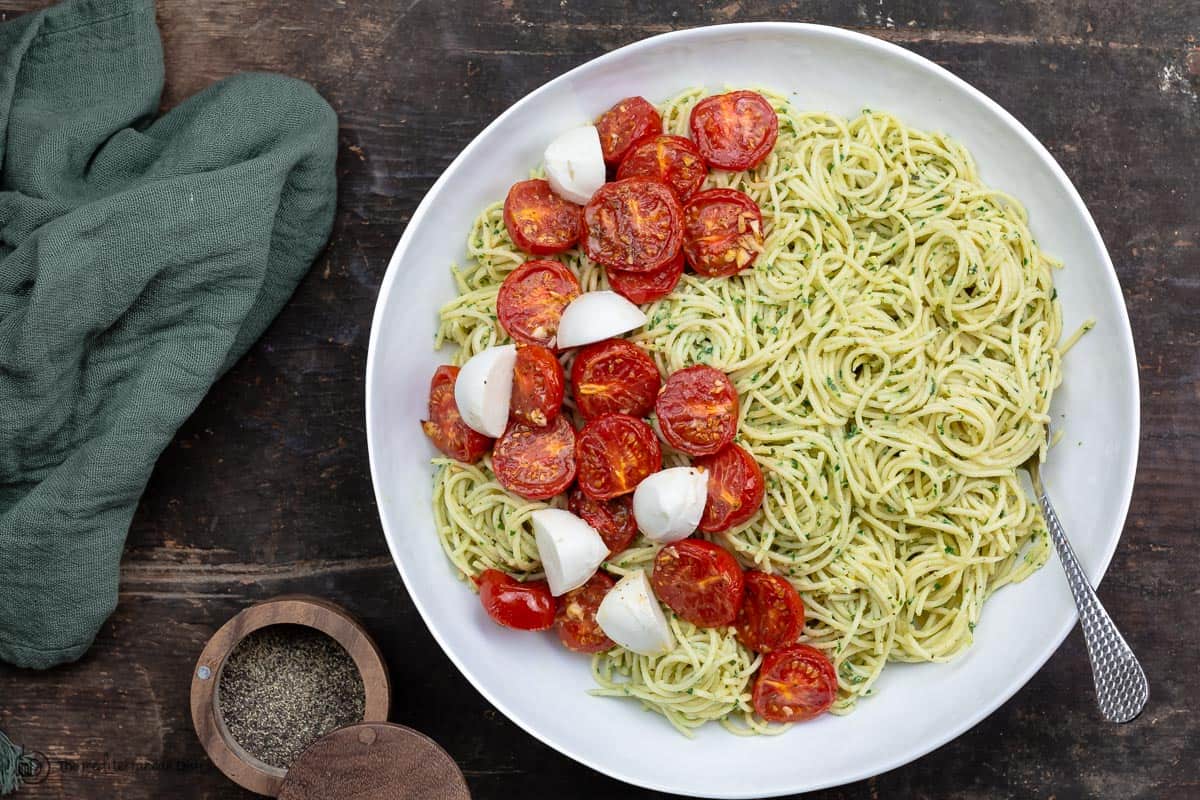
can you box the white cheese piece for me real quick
[595,570,675,656]
[632,467,709,543]
[453,344,517,438]
[555,291,647,349]
[531,508,609,596]
[544,125,606,205]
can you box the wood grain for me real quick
[277,723,470,800]
[1,1,1198,798]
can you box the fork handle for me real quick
[1037,489,1148,722]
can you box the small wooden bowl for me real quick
[190,595,391,796]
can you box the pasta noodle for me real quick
[431,88,1071,728]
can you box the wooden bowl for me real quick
[190,595,391,796]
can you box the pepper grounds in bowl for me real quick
[217,625,366,770]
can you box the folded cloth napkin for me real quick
[0,0,338,669]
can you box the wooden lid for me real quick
[277,723,470,800]
[190,595,391,796]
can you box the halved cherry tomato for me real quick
[689,90,779,171]
[736,571,805,653]
[492,415,576,500]
[576,413,661,500]
[477,569,556,631]
[752,644,837,723]
[568,487,637,555]
[571,339,661,420]
[503,179,582,255]
[695,443,765,532]
[582,178,682,273]
[595,96,663,166]
[650,539,745,628]
[496,259,581,349]
[555,572,616,653]
[607,249,684,305]
[510,344,565,428]
[421,365,491,463]
[682,188,764,278]
[654,365,739,456]
[616,134,708,202]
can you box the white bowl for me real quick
[366,22,1139,798]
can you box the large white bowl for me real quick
[366,23,1139,798]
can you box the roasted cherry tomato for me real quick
[752,644,837,723]
[736,571,805,653]
[576,413,661,500]
[650,539,745,628]
[654,365,739,456]
[555,572,617,653]
[510,344,565,428]
[616,134,708,202]
[682,188,764,278]
[492,415,576,500]
[606,249,684,305]
[688,90,779,171]
[477,569,556,631]
[496,259,581,349]
[595,96,663,166]
[503,179,582,255]
[695,442,765,532]
[421,365,492,463]
[568,487,637,555]
[571,338,661,420]
[582,178,682,273]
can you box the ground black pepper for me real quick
[217,625,366,770]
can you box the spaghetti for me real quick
[431,88,1068,726]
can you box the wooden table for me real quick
[1,1,1196,797]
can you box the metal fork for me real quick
[1023,448,1148,722]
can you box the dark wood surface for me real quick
[1,1,1197,798]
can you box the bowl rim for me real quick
[364,21,1140,797]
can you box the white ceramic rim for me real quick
[365,22,1140,796]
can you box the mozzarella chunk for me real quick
[555,291,647,349]
[531,508,609,596]
[544,125,606,205]
[453,344,516,437]
[595,570,675,656]
[632,467,708,543]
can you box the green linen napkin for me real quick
[0,0,338,671]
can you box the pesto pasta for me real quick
[431,88,1070,729]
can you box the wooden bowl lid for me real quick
[277,723,470,800]
[190,595,391,796]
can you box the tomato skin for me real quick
[421,365,492,463]
[568,488,637,556]
[736,571,805,654]
[752,644,837,723]
[510,344,565,428]
[650,539,745,628]
[688,90,779,171]
[595,96,663,166]
[582,178,683,273]
[654,365,740,457]
[616,134,708,202]
[503,179,582,255]
[570,338,661,420]
[695,443,765,532]
[492,415,577,500]
[681,188,764,278]
[576,413,662,500]
[496,259,581,350]
[555,572,617,653]
[606,249,684,305]
[477,569,556,631]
